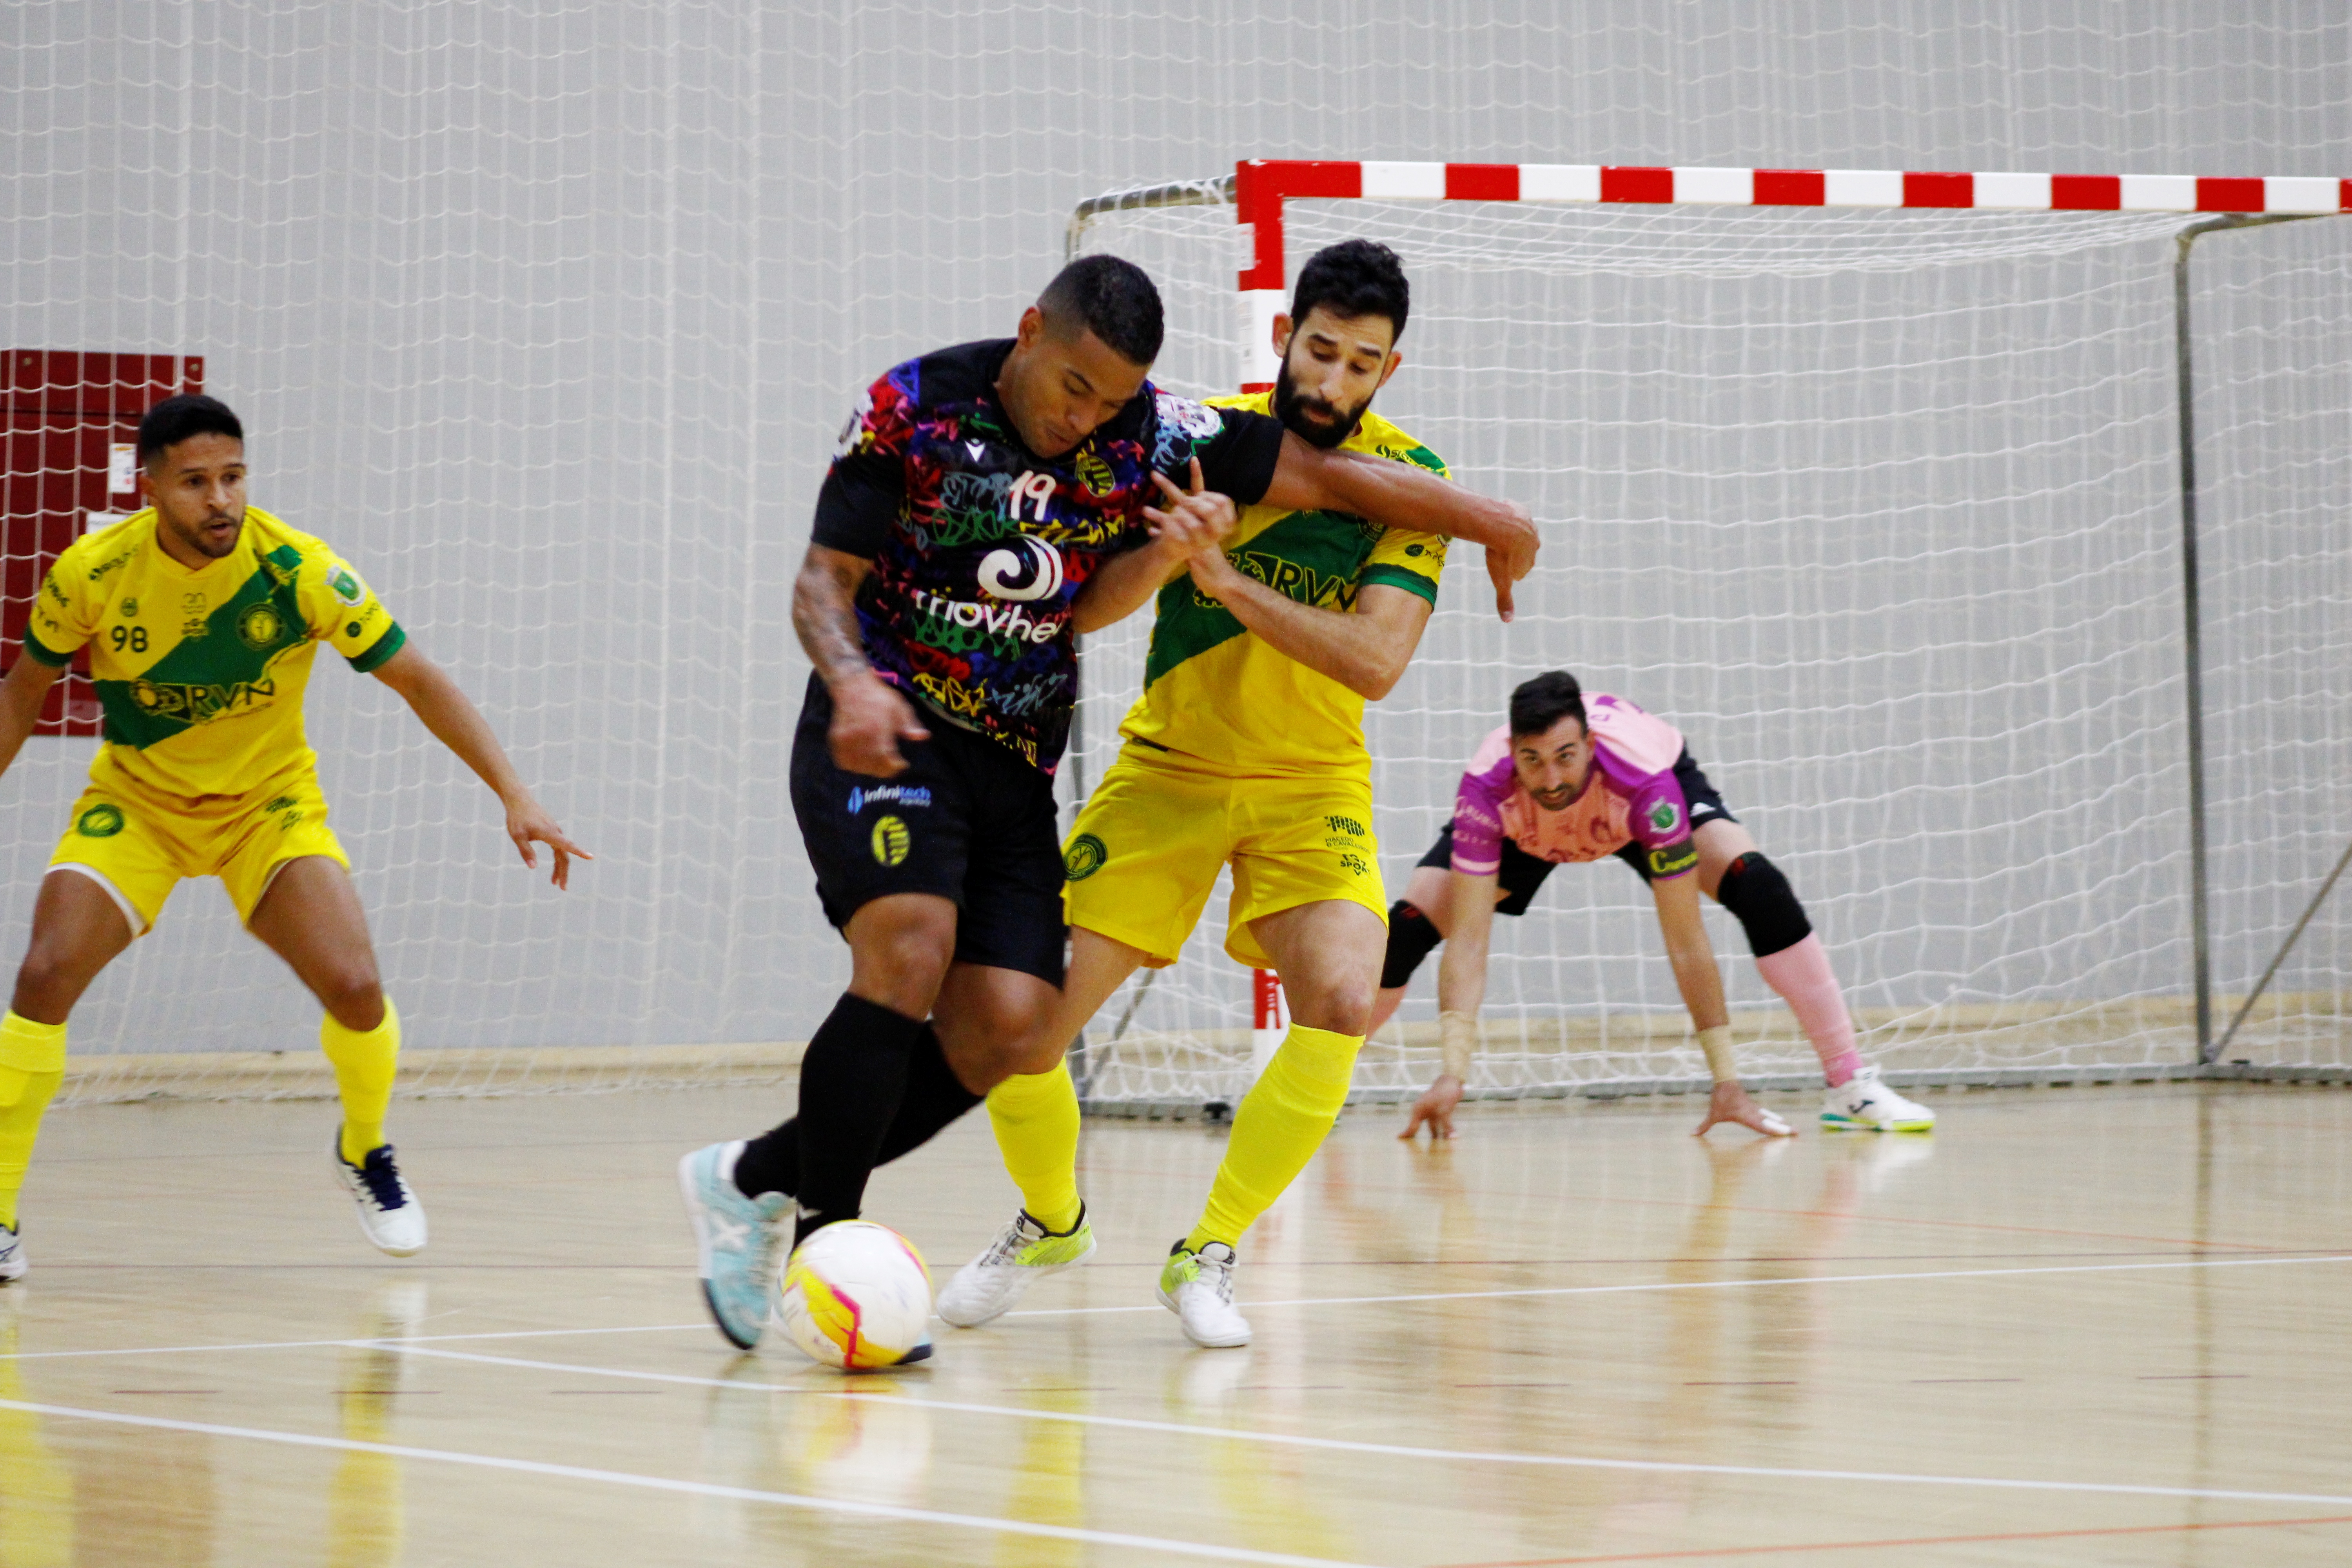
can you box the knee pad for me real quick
[1715,853,1812,958]
[1381,900,1443,990]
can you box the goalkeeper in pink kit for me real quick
[1374,670,1935,1139]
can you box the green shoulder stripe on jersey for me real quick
[1358,562,1439,605]
[19,632,72,669]
[1142,509,1386,689]
[1369,437,1447,477]
[93,559,310,751]
[348,622,406,674]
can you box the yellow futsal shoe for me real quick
[1156,1239,1249,1348]
[1821,1065,1936,1132]
[934,1206,1095,1328]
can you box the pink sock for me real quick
[1754,935,1860,1087]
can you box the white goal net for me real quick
[1067,192,2352,1111]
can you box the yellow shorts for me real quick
[1061,744,1385,970]
[47,771,350,936]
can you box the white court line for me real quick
[10,1250,2348,1361]
[1002,1251,2352,1317]
[0,1321,712,1361]
[387,1343,2352,1511]
[0,1397,1373,1568]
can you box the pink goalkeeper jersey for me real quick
[1449,694,1698,878]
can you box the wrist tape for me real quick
[1437,1010,1478,1082]
[1697,1024,1738,1083]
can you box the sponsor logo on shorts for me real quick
[237,603,287,650]
[1337,851,1371,878]
[1647,800,1681,835]
[263,795,303,832]
[1648,840,1699,879]
[1323,814,1366,837]
[1690,800,1718,819]
[329,568,367,606]
[848,784,933,814]
[76,803,125,838]
[870,815,911,866]
[1063,833,1107,881]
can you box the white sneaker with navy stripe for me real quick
[333,1134,429,1256]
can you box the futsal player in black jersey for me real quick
[679,255,1538,1355]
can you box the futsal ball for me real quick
[772,1220,934,1371]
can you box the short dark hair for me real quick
[138,395,243,466]
[1038,254,1164,366]
[1509,670,1587,738]
[1290,239,1410,340]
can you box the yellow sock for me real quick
[1187,1024,1361,1252]
[984,1061,1083,1232]
[322,998,400,1166]
[0,1012,67,1232]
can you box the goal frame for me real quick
[1063,159,2350,1109]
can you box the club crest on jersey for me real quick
[977,536,1065,603]
[329,568,366,607]
[1647,800,1681,835]
[1074,451,1116,496]
[237,603,288,650]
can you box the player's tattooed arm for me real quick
[0,655,64,785]
[1071,458,1235,633]
[792,543,929,777]
[370,643,593,889]
[1258,431,1539,622]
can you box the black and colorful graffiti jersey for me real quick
[811,338,1285,772]
[20,506,405,801]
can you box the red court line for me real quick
[1436,1510,2352,1566]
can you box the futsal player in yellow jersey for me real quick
[0,396,586,1282]
[936,241,1470,1346]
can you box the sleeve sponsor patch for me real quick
[1647,838,1699,879]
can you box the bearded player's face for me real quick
[142,433,249,563]
[1271,305,1401,449]
[1512,716,1593,812]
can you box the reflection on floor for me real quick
[1,1080,2349,1565]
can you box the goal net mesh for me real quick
[1067,196,2350,1109]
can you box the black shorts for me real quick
[789,674,1067,984]
[1413,748,1736,916]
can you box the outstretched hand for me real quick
[506,795,592,890]
[1399,1074,1465,1141]
[1693,1080,1794,1138]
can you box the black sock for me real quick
[787,993,925,1243]
[734,1024,982,1201]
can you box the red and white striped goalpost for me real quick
[1063,157,2346,1098]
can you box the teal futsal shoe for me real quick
[678,1140,790,1350]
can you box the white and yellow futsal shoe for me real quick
[934,1205,1095,1328]
[1156,1239,1250,1348]
[332,1134,430,1256]
[1822,1064,1936,1132]
[0,1223,22,1283]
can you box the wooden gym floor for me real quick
[2,1078,2348,1566]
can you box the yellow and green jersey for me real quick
[1116,391,1448,779]
[22,505,405,801]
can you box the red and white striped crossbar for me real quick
[1231,158,2349,387]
